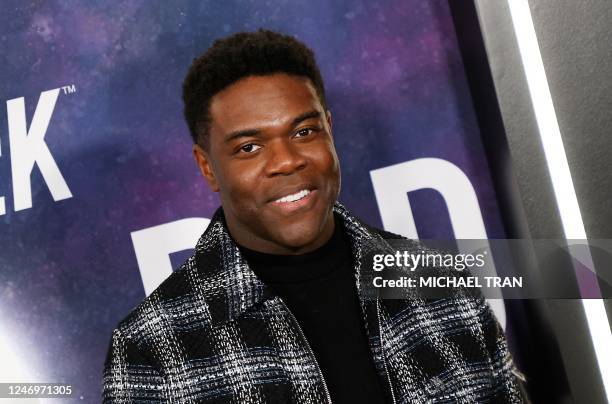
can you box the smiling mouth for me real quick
[272,189,311,204]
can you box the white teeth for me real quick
[275,189,311,203]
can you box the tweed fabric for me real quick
[103,202,526,403]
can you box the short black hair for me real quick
[182,29,328,149]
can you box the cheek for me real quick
[315,145,340,185]
[218,164,261,207]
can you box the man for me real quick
[103,30,527,403]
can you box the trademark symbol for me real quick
[61,84,76,95]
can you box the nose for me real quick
[264,138,307,176]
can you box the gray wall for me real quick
[528,1,612,239]
[473,1,612,403]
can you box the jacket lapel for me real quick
[190,207,275,325]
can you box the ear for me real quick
[326,110,333,136]
[193,143,220,192]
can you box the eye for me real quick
[294,128,315,138]
[238,143,261,153]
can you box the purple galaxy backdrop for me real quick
[0,0,506,401]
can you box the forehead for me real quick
[208,74,323,138]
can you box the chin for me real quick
[275,221,325,251]
[278,230,319,249]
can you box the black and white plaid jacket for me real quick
[103,202,526,403]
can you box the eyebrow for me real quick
[292,109,321,125]
[223,109,322,144]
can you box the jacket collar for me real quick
[190,201,384,326]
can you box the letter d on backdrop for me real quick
[370,158,505,327]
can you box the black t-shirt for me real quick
[236,215,387,404]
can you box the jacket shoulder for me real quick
[103,259,197,401]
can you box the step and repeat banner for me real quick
[0,1,509,401]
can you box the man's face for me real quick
[193,73,341,255]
